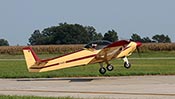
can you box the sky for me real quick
[0,0,175,45]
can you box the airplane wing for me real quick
[23,47,101,72]
[89,40,130,63]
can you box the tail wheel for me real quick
[124,62,131,69]
[106,64,114,71]
[99,67,106,74]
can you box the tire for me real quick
[124,62,131,69]
[106,64,114,71]
[99,67,106,74]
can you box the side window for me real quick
[92,44,97,49]
[84,40,112,50]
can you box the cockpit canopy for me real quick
[84,40,112,50]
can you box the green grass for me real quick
[131,51,175,58]
[0,95,82,99]
[0,57,175,78]
[0,51,175,78]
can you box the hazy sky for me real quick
[0,0,175,45]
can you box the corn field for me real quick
[0,43,175,55]
[140,43,175,52]
[0,45,83,55]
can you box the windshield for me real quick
[84,40,112,50]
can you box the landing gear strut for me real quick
[123,57,131,69]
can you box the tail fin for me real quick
[23,47,40,72]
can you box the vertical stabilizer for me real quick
[23,47,40,71]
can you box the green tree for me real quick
[85,26,103,41]
[29,23,104,45]
[29,30,47,45]
[152,34,171,43]
[29,23,126,45]
[103,29,118,42]
[142,37,152,43]
[0,39,9,46]
[94,33,103,41]
[53,23,91,44]
[130,33,142,42]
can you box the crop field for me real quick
[0,51,175,78]
[0,45,83,55]
[1,43,175,55]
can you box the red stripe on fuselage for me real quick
[66,54,96,63]
[40,49,84,62]
[30,54,96,69]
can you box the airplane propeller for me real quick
[136,42,142,57]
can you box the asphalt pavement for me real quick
[0,76,175,99]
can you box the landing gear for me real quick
[123,57,131,69]
[106,64,114,71]
[99,63,114,74]
[99,63,106,74]
[124,62,131,69]
[99,67,106,74]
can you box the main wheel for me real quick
[124,62,131,69]
[106,64,114,71]
[99,67,106,74]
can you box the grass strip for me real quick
[0,58,175,78]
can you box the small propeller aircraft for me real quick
[23,40,141,74]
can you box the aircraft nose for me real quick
[136,42,142,47]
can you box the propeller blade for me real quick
[136,42,142,57]
[136,47,141,57]
[136,42,142,47]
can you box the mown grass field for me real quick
[0,51,175,78]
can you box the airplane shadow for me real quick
[17,77,104,82]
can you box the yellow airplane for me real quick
[23,40,142,74]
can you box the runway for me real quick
[0,76,175,99]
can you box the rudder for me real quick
[23,47,40,71]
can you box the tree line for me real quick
[29,23,118,45]
[0,23,172,46]
[130,33,171,43]
[0,39,9,46]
